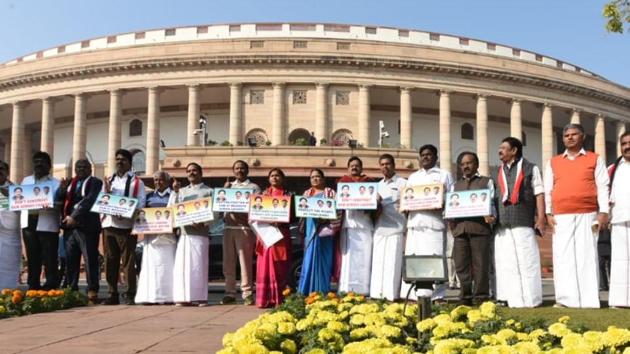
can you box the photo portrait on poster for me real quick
[400,183,444,211]
[90,192,139,218]
[248,194,291,223]
[294,195,337,219]
[8,182,55,211]
[336,182,378,210]
[212,188,254,213]
[172,196,214,227]
[444,189,492,219]
[132,207,173,234]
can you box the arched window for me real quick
[129,119,143,137]
[331,129,353,146]
[130,149,145,174]
[245,128,269,147]
[461,123,474,140]
[288,128,311,145]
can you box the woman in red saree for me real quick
[255,168,292,308]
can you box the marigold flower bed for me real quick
[0,288,88,319]
[218,291,630,354]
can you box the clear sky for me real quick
[1,0,628,87]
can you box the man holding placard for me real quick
[401,145,453,301]
[169,162,215,306]
[544,123,609,308]
[337,156,375,295]
[370,154,407,301]
[101,149,146,305]
[494,137,545,308]
[61,159,103,304]
[449,151,496,306]
[21,151,62,290]
[0,160,21,290]
[221,160,260,306]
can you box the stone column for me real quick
[315,83,328,145]
[570,109,581,124]
[146,87,161,175]
[271,83,285,145]
[229,83,242,146]
[10,102,25,183]
[40,97,55,156]
[23,128,33,178]
[400,87,413,149]
[3,135,10,163]
[617,121,627,157]
[187,84,200,146]
[439,90,452,171]
[72,94,87,164]
[107,90,123,176]
[510,99,522,140]
[595,114,606,161]
[476,95,489,175]
[358,85,371,147]
[541,103,554,172]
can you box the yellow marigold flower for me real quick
[516,332,529,341]
[528,329,546,341]
[216,349,237,354]
[363,313,386,326]
[479,301,496,319]
[495,328,516,343]
[558,315,570,324]
[280,339,297,354]
[377,324,402,339]
[433,338,475,354]
[476,344,512,354]
[296,319,311,331]
[238,343,269,354]
[327,321,349,333]
[467,309,482,325]
[349,327,371,340]
[511,341,541,354]
[304,350,326,354]
[222,333,234,347]
[432,314,452,326]
[548,323,571,338]
[432,324,451,339]
[416,318,436,332]
[350,314,365,326]
[404,304,418,317]
[0,305,5,314]
[449,305,472,321]
[277,322,296,335]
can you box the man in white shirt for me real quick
[370,154,407,301]
[401,144,453,301]
[609,131,630,308]
[544,123,609,308]
[101,149,146,305]
[21,151,62,290]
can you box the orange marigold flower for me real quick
[37,290,47,297]
[1,289,12,296]
[47,290,57,297]
[11,294,22,304]
[12,290,23,297]
[282,288,292,296]
[306,297,316,305]
[327,292,337,299]
[347,291,355,297]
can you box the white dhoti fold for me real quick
[173,234,209,303]
[0,230,22,290]
[553,212,600,308]
[609,221,630,307]
[135,235,177,304]
[494,226,542,308]
[339,228,373,295]
[369,229,403,301]
[400,227,446,300]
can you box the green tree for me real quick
[604,0,630,33]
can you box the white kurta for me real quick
[370,175,406,301]
[169,183,213,303]
[609,160,630,307]
[339,208,374,295]
[544,149,609,308]
[0,185,21,290]
[494,227,542,307]
[401,166,453,300]
[135,235,177,303]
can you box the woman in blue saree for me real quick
[298,168,340,294]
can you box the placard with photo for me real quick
[248,194,291,223]
[90,192,139,218]
[212,188,254,213]
[9,182,55,211]
[400,183,444,211]
[294,196,337,219]
[172,197,215,227]
[444,189,492,219]
[336,182,378,210]
[132,207,173,234]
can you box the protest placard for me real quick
[9,182,55,211]
[90,192,139,218]
[212,188,254,213]
[294,195,337,219]
[336,182,378,210]
[172,197,214,227]
[132,207,173,234]
[248,194,291,223]
[444,189,492,219]
[400,183,444,211]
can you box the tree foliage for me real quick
[604,0,630,33]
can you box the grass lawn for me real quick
[499,306,630,331]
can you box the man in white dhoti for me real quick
[494,137,545,308]
[370,154,406,301]
[545,123,609,308]
[0,160,21,290]
[401,144,453,301]
[338,156,374,295]
[169,162,214,306]
[608,132,630,308]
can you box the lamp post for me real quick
[199,114,208,147]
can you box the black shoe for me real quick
[103,295,120,305]
[220,296,236,305]
[124,298,135,306]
